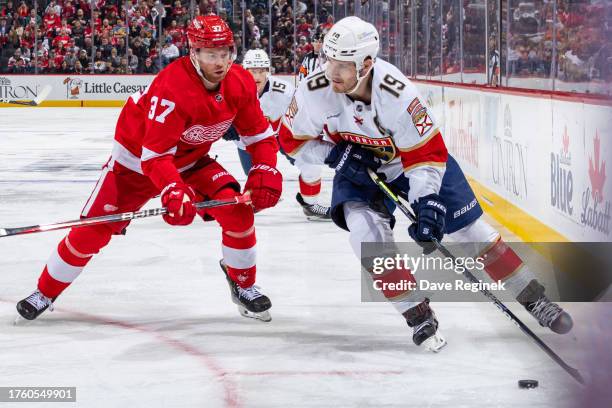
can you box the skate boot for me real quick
[402,299,447,352]
[219,260,272,322]
[295,193,332,221]
[15,290,56,324]
[517,279,573,334]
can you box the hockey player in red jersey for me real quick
[16,15,282,323]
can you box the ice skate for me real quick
[295,193,332,221]
[219,260,272,322]
[517,280,573,334]
[403,299,447,352]
[15,290,56,324]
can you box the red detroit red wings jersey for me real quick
[112,56,274,187]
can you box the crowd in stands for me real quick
[0,0,211,74]
[506,0,611,83]
[0,0,610,88]
[0,0,331,75]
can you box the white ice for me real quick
[0,108,601,407]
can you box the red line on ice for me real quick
[226,370,404,377]
[1,298,240,408]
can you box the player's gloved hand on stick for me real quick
[161,182,197,226]
[244,164,283,211]
[324,141,381,186]
[408,193,446,255]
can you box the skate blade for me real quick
[422,332,447,353]
[237,306,272,322]
[14,314,30,326]
[306,216,332,222]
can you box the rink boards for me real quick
[414,80,612,243]
[1,73,610,242]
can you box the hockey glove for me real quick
[324,141,381,186]
[161,182,197,226]
[245,164,283,211]
[408,194,446,255]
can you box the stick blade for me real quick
[33,85,52,106]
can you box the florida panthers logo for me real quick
[181,117,234,145]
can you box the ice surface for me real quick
[0,108,600,407]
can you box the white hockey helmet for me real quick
[242,49,271,70]
[323,16,379,72]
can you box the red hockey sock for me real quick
[480,238,524,281]
[38,226,112,298]
[299,176,321,204]
[208,188,257,288]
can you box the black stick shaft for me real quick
[0,195,250,238]
[367,169,584,385]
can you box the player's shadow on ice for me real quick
[15,315,416,355]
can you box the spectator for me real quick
[127,48,139,72]
[46,59,60,74]
[99,36,113,59]
[109,47,121,68]
[161,41,179,66]
[74,60,85,74]
[117,57,130,74]
[64,48,78,69]
[7,49,24,70]
[142,56,158,74]
[60,60,74,74]
[93,58,106,74]
[78,49,89,70]
[43,7,60,37]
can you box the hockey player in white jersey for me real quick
[279,16,573,351]
[228,48,331,220]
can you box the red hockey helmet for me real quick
[187,15,234,49]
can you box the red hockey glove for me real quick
[161,182,197,226]
[244,164,283,211]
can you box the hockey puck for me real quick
[518,380,539,389]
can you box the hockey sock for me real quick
[299,175,322,205]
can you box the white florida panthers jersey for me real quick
[236,75,295,150]
[279,58,448,202]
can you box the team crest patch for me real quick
[413,111,433,137]
[181,117,234,145]
[407,97,432,137]
[338,132,397,163]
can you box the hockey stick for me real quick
[0,193,251,238]
[367,168,585,385]
[0,85,52,106]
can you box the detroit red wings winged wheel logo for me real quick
[181,117,234,145]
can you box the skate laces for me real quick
[529,296,562,327]
[238,285,264,301]
[308,203,330,216]
[26,291,54,312]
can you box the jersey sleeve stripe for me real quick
[397,128,441,153]
[240,125,275,146]
[278,122,318,156]
[400,131,448,171]
[403,161,447,173]
[141,146,178,162]
[111,141,144,174]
